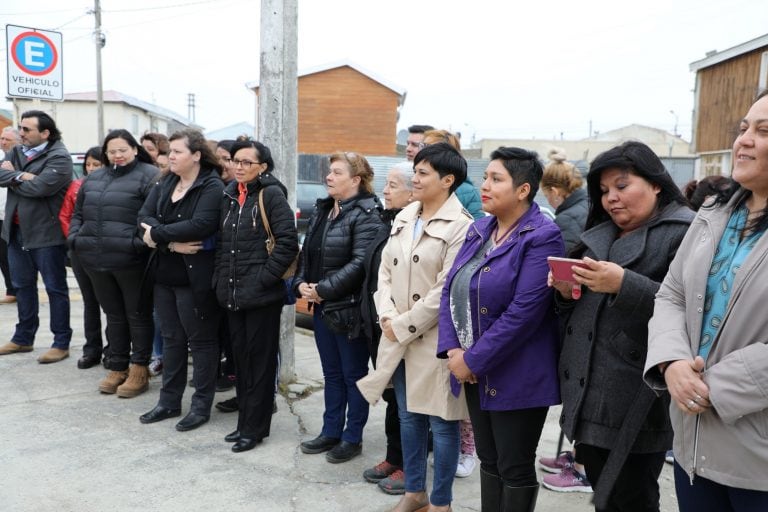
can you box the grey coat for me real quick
[554,187,588,254]
[0,140,72,248]
[557,202,693,503]
[646,189,768,491]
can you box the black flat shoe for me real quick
[300,435,340,454]
[215,396,238,413]
[232,437,260,453]
[175,412,209,432]
[77,354,101,369]
[326,440,362,463]
[140,405,181,424]
[224,430,240,443]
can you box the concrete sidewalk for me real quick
[0,279,677,511]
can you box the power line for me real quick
[103,0,230,13]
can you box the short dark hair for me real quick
[229,139,274,174]
[489,147,543,204]
[585,141,686,229]
[408,124,434,135]
[21,110,61,143]
[102,129,154,164]
[169,129,222,174]
[413,142,466,194]
[216,139,236,153]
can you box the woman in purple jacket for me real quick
[437,147,564,511]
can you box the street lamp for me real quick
[669,110,679,137]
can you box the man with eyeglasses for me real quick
[0,110,73,363]
[0,127,21,305]
[404,124,434,161]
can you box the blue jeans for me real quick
[7,226,71,348]
[312,304,369,444]
[393,361,459,507]
[674,462,768,511]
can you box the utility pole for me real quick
[259,0,299,385]
[92,0,105,142]
[187,93,196,122]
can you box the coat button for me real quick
[489,389,496,397]
[393,258,398,265]
[413,255,419,263]
[482,266,490,272]
[559,413,565,425]
[480,307,488,314]
[567,326,573,335]
[579,377,585,387]
[412,294,420,301]
[587,332,593,341]
[629,349,640,361]
[564,370,570,379]
[408,325,416,333]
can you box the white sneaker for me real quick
[455,453,476,478]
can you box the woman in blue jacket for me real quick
[437,147,564,511]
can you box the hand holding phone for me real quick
[548,257,589,299]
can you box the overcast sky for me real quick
[2,0,767,145]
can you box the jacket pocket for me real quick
[608,329,647,370]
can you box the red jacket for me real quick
[59,178,83,236]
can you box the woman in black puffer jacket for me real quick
[295,151,384,464]
[137,129,225,432]
[69,129,159,398]
[212,139,298,453]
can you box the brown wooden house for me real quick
[248,60,405,156]
[690,33,768,176]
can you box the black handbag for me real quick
[321,296,362,339]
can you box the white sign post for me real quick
[6,24,63,101]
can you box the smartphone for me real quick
[547,256,589,283]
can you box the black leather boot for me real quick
[502,483,538,512]
[480,467,502,511]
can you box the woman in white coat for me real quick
[358,142,473,512]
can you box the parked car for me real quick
[296,180,328,233]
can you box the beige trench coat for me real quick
[356,194,472,420]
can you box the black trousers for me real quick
[383,387,403,467]
[71,252,105,358]
[228,302,282,440]
[577,443,665,512]
[86,265,153,370]
[465,382,548,486]
[155,283,220,415]
[218,312,235,377]
[0,220,15,296]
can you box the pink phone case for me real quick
[547,257,588,283]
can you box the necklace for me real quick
[175,182,190,193]
[493,221,518,245]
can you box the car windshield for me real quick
[298,182,327,204]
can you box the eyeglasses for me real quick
[220,157,233,165]
[18,126,36,133]
[406,141,424,149]
[232,159,261,168]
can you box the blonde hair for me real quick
[329,151,375,194]
[541,148,582,194]
[422,129,461,151]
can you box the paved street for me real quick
[0,272,678,511]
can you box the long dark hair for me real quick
[102,129,154,164]
[584,141,687,231]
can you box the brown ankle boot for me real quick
[99,370,128,394]
[116,364,150,398]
